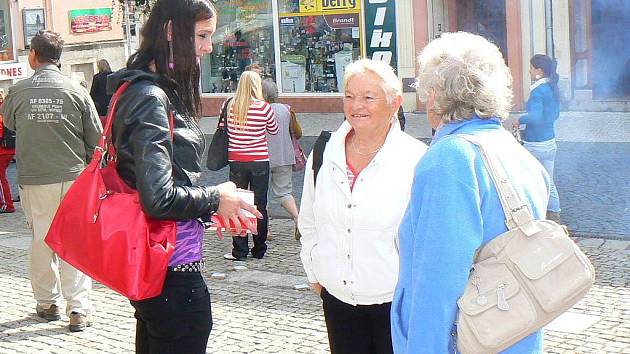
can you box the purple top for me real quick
[169,220,204,266]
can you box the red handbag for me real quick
[45,81,177,301]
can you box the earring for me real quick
[535,74,541,80]
[168,40,175,70]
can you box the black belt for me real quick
[167,260,204,272]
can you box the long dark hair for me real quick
[531,54,560,99]
[127,0,216,118]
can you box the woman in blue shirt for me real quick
[517,54,561,222]
[391,32,550,353]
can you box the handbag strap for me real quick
[98,81,175,160]
[458,134,539,236]
[218,97,232,131]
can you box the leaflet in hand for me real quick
[211,189,257,232]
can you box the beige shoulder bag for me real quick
[456,134,595,354]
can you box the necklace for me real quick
[351,134,384,156]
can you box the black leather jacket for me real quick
[107,69,219,220]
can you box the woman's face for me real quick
[194,17,217,60]
[343,72,400,133]
[529,65,544,81]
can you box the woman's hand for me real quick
[215,182,262,238]
[310,282,322,296]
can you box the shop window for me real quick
[0,0,14,62]
[278,0,362,93]
[200,0,275,93]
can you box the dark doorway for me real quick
[591,0,630,99]
[455,0,508,63]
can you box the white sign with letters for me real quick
[0,63,28,81]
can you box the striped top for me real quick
[169,220,204,266]
[222,98,278,162]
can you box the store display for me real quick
[279,15,360,93]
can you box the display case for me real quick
[200,0,275,93]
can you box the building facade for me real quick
[200,0,630,114]
[1,1,623,113]
[0,0,126,94]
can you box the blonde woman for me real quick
[223,71,279,261]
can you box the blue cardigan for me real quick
[391,118,550,354]
[520,83,560,142]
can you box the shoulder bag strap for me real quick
[219,97,233,131]
[458,134,539,236]
[102,81,175,160]
[312,130,331,187]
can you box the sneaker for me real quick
[0,205,15,213]
[68,312,92,332]
[223,253,246,261]
[294,227,302,241]
[36,304,61,321]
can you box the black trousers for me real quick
[321,288,394,354]
[130,271,212,354]
[228,161,270,259]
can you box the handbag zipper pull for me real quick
[497,283,510,311]
[472,273,487,306]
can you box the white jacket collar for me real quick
[530,77,550,91]
[327,117,402,169]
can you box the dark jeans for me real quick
[321,288,394,354]
[229,161,269,259]
[130,271,212,354]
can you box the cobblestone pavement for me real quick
[1,206,629,353]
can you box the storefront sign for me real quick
[364,0,397,71]
[324,13,359,29]
[300,0,360,13]
[0,63,27,81]
[69,8,112,33]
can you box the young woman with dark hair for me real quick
[106,0,260,352]
[517,54,562,222]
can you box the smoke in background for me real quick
[591,0,630,98]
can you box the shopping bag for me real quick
[45,81,177,301]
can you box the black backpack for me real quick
[1,124,15,149]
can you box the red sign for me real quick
[69,9,112,33]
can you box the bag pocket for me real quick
[457,260,536,349]
[509,222,595,312]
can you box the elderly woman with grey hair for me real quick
[391,32,550,353]
[261,79,300,230]
[298,59,426,354]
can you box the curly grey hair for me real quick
[416,32,513,122]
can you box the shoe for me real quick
[223,253,246,261]
[294,227,302,241]
[0,205,15,213]
[68,312,92,332]
[546,211,562,224]
[36,304,61,321]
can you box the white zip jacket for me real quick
[299,119,427,305]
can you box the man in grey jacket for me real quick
[1,30,102,332]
